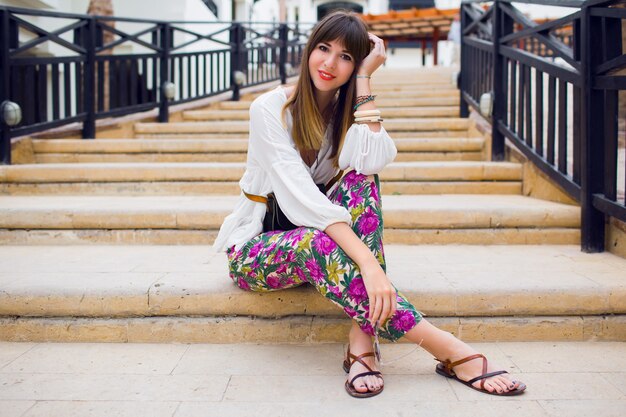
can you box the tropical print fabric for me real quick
[227,171,422,341]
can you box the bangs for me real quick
[314,14,370,61]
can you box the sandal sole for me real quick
[345,380,384,398]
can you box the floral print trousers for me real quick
[227,171,422,341]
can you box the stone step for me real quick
[1,245,624,342]
[32,137,484,153]
[183,106,460,121]
[2,158,519,196]
[133,118,470,137]
[0,181,521,196]
[30,137,484,163]
[0,161,521,183]
[0,195,580,245]
[247,89,460,99]
[136,130,470,139]
[372,85,457,93]
[217,96,460,110]
[34,151,482,164]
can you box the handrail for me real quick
[0,6,315,25]
[0,7,313,164]
[460,0,625,252]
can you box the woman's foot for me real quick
[345,322,383,394]
[438,348,524,394]
[404,319,524,395]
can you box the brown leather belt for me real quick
[243,170,344,205]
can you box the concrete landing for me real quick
[0,341,625,417]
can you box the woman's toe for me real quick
[366,377,377,391]
[354,379,368,392]
[480,380,496,393]
[493,377,509,392]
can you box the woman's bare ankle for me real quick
[348,321,373,351]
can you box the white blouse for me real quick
[213,86,397,252]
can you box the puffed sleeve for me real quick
[248,93,351,230]
[338,123,397,175]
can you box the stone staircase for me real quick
[1,67,624,343]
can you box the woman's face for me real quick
[307,38,355,94]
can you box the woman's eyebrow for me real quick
[320,41,352,54]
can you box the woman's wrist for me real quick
[357,254,380,273]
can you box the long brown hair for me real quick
[282,11,370,166]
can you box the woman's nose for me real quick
[324,55,337,69]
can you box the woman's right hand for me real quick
[324,222,397,326]
[356,33,387,77]
[359,257,397,327]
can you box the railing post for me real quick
[230,23,244,101]
[0,9,12,164]
[279,23,288,84]
[491,0,512,161]
[580,4,605,252]
[82,16,96,139]
[459,3,469,118]
[158,23,171,123]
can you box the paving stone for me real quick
[174,401,549,417]
[1,343,188,375]
[0,373,229,401]
[449,372,624,401]
[172,344,342,376]
[223,374,456,402]
[0,342,35,369]
[537,400,626,417]
[0,400,36,417]
[21,401,180,417]
[600,373,626,397]
[0,339,624,415]
[496,342,626,373]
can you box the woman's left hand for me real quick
[357,33,387,77]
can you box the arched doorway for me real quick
[317,2,363,21]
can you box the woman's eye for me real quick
[319,45,328,52]
[341,54,353,61]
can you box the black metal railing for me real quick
[0,6,311,163]
[460,0,625,252]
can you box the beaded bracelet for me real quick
[353,95,376,111]
[355,94,376,104]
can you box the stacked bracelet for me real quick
[354,109,381,118]
[355,116,383,123]
[356,74,371,79]
[353,95,376,111]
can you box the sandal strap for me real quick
[467,370,508,387]
[348,351,376,373]
[446,353,486,372]
[349,370,382,386]
[438,353,487,376]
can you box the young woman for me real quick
[214,11,526,398]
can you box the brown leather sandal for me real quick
[342,345,384,398]
[435,353,526,396]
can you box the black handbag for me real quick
[243,170,344,233]
[262,183,326,232]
